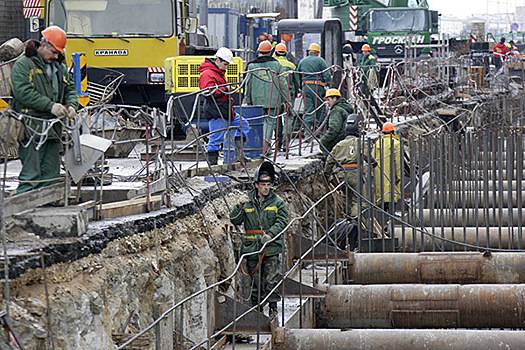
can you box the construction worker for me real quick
[199,47,241,165]
[274,42,299,149]
[297,43,331,129]
[493,37,509,71]
[342,42,355,70]
[357,44,379,95]
[509,40,519,54]
[11,26,77,194]
[244,40,289,155]
[374,122,401,217]
[320,88,353,155]
[324,113,375,217]
[230,161,289,318]
[357,44,382,123]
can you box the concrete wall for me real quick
[0,0,26,44]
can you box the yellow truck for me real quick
[45,0,198,106]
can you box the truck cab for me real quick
[365,7,439,62]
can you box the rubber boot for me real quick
[207,151,219,166]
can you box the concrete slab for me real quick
[13,206,88,238]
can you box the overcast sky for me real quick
[428,0,523,18]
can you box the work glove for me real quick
[51,103,68,119]
[67,106,77,121]
[260,233,272,245]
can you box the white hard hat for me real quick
[215,47,234,64]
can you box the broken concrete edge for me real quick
[2,159,323,280]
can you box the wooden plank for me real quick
[3,182,67,218]
[126,177,167,199]
[97,195,163,220]
[77,200,97,221]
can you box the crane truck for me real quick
[324,0,439,62]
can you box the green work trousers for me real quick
[337,168,367,217]
[263,108,278,154]
[303,84,326,129]
[246,254,281,306]
[275,112,295,151]
[17,139,61,194]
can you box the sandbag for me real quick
[0,110,25,148]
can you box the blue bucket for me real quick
[224,106,265,164]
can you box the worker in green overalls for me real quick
[297,43,331,130]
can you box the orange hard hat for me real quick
[382,122,395,133]
[42,25,67,53]
[258,40,273,53]
[361,44,371,52]
[275,43,287,53]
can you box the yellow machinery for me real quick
[164,56,243,94]
[45,0,196,106]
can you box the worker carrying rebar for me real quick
[493,37,509,72]
[324,113,375,217]
[199,47,246,165]
[230,161,289,318]
[320,88,354,155]
[357,44,382,123]
[244,40,290,155]
[297,43,331,130]
[274,42,299,150]
[11,26,78,194]
[374,122,401,217]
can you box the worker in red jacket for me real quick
[199,47,235,165]
[493,37,509,71]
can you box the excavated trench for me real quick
[0,159,328,350]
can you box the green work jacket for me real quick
[357,54,378,86]
[275,55,300,99]
[11,54,77,140]
[297,54,331,85]
[320,99,354,154]
[324,136,364,175]
[244,55,290,108]
[230,189,289,257]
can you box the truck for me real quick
[44,0,205,107]
[324,0,439,62]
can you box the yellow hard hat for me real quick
[325,88,341,98]
[308,43,321,52]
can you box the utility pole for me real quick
[286,0,299,19]
[199,0,208,27]
[315,0,324,19]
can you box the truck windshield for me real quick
[48,0,174,37]
[369,9,427,32]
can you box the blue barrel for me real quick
[224,106,265,164]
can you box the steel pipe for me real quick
[413,208,525,226]
[348,252,525,284]
[459,170,525,180]
[319,284,525,329]
[395,226,525,250]
[450,180,525,191]
[272,328,525,350]
[428,191,525,208]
